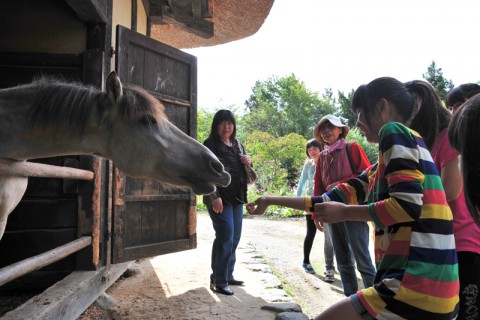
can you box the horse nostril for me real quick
[211,159,224,174]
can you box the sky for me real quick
[184,0,480,111]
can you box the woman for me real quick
[247,77,459,319]
[406,80,480,320]
[203,109,251,296]
[313,114,375,292]
[445,83,480,113]
[295,139,332,275]
[449,93,480,220]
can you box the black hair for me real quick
[351,77,450,150]
[445,83,480,110]
[305,139,323,158]
[404,80,451,150]
[351,77,414,131]
[314,118,348,142]
[448,93,480,224]
[207,109,237,143]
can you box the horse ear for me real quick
[106,71,123,103]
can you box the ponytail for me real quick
[404,80,450,150]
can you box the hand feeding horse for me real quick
[0,72,231,240]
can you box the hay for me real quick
[150,0,275,48]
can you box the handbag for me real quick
[244,162,258,185]
[236,139,258,185]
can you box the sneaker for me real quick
[302,263,316,274]
[324,267,337,275]
[324,269,335,283]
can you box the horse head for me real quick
[99,72,231,194]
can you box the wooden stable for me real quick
[0,0,197,317]
[0,0,273,318]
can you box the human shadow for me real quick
[105,255,277,319]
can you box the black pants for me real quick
[303,214,317,264]
[457,251,480,320]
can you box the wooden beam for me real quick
[0,236,92,287]
[0,159,94,180]
[65,0,108,23]
[161,14,213,38]
[2,261,132,320]
[149,0,214,39]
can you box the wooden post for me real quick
[0,159,94,180]
[0,236,92,287]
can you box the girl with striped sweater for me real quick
[247,77,459,319]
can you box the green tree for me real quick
[337,89,357,128]
[347,127,378,164]
[197,109,214,143]
[422,61,454,100]
[244,131,306,193]
[243,74,336,139]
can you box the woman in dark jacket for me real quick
[203,109,250,295]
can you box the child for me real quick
[296,139,332,275]
[445,83,480,113]
[247,77,459,320]
[406,80,479,320]
[312,115,375,291]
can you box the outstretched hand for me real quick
[313,202,348,230]
[246,197,268,215]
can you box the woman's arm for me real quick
[313,159,326,196]
[441,156,463,202]
[370,123,424,227]
[351,142,371,173]
[296,162,308,196]
[314,202,371,222]
[247,196,308,215]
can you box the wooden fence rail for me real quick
[0,236,92,287]
[0,159,94,180]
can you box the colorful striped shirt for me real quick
[311,122,459,319]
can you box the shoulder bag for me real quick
[236,139,258,185]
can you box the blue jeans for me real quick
[329,221,376,297]
[208,203,243,286]
[323,222,335,270]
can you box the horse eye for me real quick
[140,114,157,126]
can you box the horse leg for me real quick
[0,176,28,240]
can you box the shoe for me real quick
[324,267,337,275]
[324,269,335,283]
[227,279,244,286]
[302,263,316,274]
[210,283,234,295]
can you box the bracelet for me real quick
[304,197,313,212]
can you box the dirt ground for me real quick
[79,213,357,319]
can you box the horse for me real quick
[0,71,231,239]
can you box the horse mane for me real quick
[24,77,165,133]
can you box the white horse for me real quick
[0,72,230,239]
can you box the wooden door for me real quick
[112,25,198,263]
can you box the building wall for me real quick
[0,0,86,54]
[111,0,148,71]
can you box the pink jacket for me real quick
[314,139,370,196]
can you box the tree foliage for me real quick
[243,74,336,139]
[244,131,306,193]
[336,89,357,128]
[197,109,214,143]
[347,128,378,164]
[422,61,454,100]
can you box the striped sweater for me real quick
[312,122,459,319]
